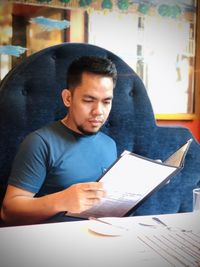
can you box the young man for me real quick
[1,56,118,225]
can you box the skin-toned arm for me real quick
[1,182,106,225]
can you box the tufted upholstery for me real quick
[0,43,200,217]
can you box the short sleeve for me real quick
[8,132,49,194]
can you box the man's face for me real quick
[63,72,114,135]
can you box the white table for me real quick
[0,212,199,267]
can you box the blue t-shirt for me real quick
[8,121,117,197]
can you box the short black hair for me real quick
[66,56,117,90]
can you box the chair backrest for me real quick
[0,43,200,215]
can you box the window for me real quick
[88,1,197,118]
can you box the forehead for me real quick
[75,72,114,96]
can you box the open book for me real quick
[66,139,192,219]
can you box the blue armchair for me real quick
[0,43,200,219]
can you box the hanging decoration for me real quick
[171,5,182,18]
[117,0,129,11]
[158,4,182,18]
[79,0,92,7]
[158,4,171,17]
[0,45,27,57]
[11,0,196,20]
[59,0,71,3]
[101,0,113,10]
[138,3,150,15]
[30,16,70,31]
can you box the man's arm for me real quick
[1,182,106,225]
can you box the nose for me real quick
[92,102,104,116]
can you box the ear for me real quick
[62,89,71,108]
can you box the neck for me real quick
[61,117,82,135]
[61,116,72,130]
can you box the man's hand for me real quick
[60,182,106,214]
[1,182,106,224]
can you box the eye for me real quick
[104,100,112,105]
[83,99,94,103]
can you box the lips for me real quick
[88,119,103,127]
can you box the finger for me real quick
[83,182,105,191]
[84,198,101,207]
[86,190,105,199]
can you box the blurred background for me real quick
[0,0,199,140]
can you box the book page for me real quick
[67,153,177,219]
[163,138,192,167]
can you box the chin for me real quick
[79,127,100,135]
[77,123,103,135]
[86,129,100,135]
